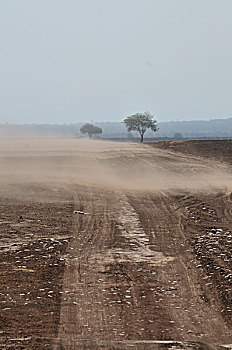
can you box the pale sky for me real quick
[1,0,232,124]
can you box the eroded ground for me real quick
[0,138,231,349]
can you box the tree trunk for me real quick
[140,133,144,142]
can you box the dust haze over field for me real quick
[1,138,232,349]
[0,137,231,193]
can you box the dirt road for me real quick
[0,139,231,349]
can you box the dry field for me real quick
[0,138,231,350]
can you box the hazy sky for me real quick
[1,0,232,124]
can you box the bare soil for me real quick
[0,138,231,349]
[147,140,232,165]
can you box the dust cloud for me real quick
[0,137,231,194]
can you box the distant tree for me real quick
[173,132,183,139]
[80,123,102,138]
[123,112,158,142]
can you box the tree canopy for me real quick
[123,112,158,142]
[80,123,102,138]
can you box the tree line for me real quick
[80,112,158,142]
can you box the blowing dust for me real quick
[0,137,231,195]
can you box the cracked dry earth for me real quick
[0,138,231,350]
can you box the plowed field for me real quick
[0,138,231,350]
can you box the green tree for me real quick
[80,123,102,138]
[123,112,158,142]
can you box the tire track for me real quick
[127,191,232,345]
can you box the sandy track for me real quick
[55,189,231,349]
[45,140,231,349]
